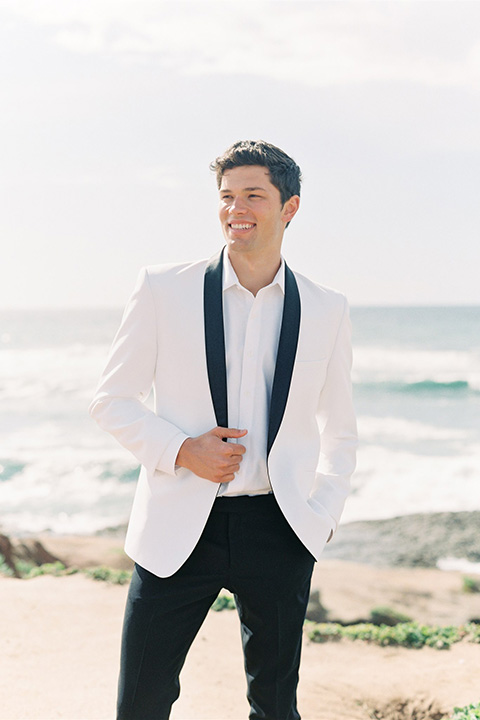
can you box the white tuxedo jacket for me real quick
[89,248,357,577]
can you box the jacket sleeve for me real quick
[308,295,358,533]
[88,268,189,476]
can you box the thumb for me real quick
[213,426,248,439]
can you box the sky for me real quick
[1,0,479,309]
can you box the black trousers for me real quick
[117,494,315,720]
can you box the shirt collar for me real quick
[222,250,285,294]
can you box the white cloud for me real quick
[4,0,480,89]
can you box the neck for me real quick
[227,249,282,296]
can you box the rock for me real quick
[0,534,21,577]
[0,534,65,576]
[323,511,480,568]
[306,589,328,622]
[14,539,63,567]
[370,697,446,719]
[369,605,412,626]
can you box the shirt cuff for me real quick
[156,431,190,476]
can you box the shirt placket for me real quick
[237,293,262,443]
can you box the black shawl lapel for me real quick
[204,247,228,429]
[267,264,301,457]
[204,248,301,452]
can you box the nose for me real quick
[229,196,247,214]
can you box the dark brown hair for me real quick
[210,140,302,205]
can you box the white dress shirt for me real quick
[218,252,285,496]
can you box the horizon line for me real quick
[1,303,479,312]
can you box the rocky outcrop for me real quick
[0,533,64,576]
[0,534,21,577]
[323,511,480,567]
[305,589,328,622]
[14,539,62,566]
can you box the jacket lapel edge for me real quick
[267,264,301,457]
[204,247,228,429]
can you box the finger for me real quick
[222,444,246,456]
[221,458,241,470]
[222,452,245,467]
[232,444,246,455]
[218,453,242,469]
[214,426,248,439]
[221,473,235,483]
[228,454,244,465]
[220,457,241,471]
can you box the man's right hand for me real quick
[175,427,247,484]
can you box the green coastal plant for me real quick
[84,566,131,585]
[462,576,480,593]
[369,605,412,626]
[303,621,341,643]
[307,620,480,650]
[0,557,130,584]
[211,593,236,611]
[25,561,67,578]
[14,559,36,576]
[450,702,480,719]
[0,552,15,577]
[466,622,480,643]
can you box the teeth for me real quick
[231,223,254,229]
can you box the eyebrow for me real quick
[220,186,266,193]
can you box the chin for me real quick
[227,240,253,253]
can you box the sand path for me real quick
[1,572,480,720]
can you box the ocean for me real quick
[0,306,479,536]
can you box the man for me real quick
[89,140,357,720]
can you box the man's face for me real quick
[218,165,298,260]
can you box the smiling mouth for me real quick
[229,223,255,230]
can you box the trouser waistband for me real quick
[211,492,275,513]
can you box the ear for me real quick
[281,195,300,225]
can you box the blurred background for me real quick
[0,0,479,537]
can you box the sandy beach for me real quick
[2,515,480,720]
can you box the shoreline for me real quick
[323,510,480,568]
[3,509,480,571]
[3,510,480,628]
